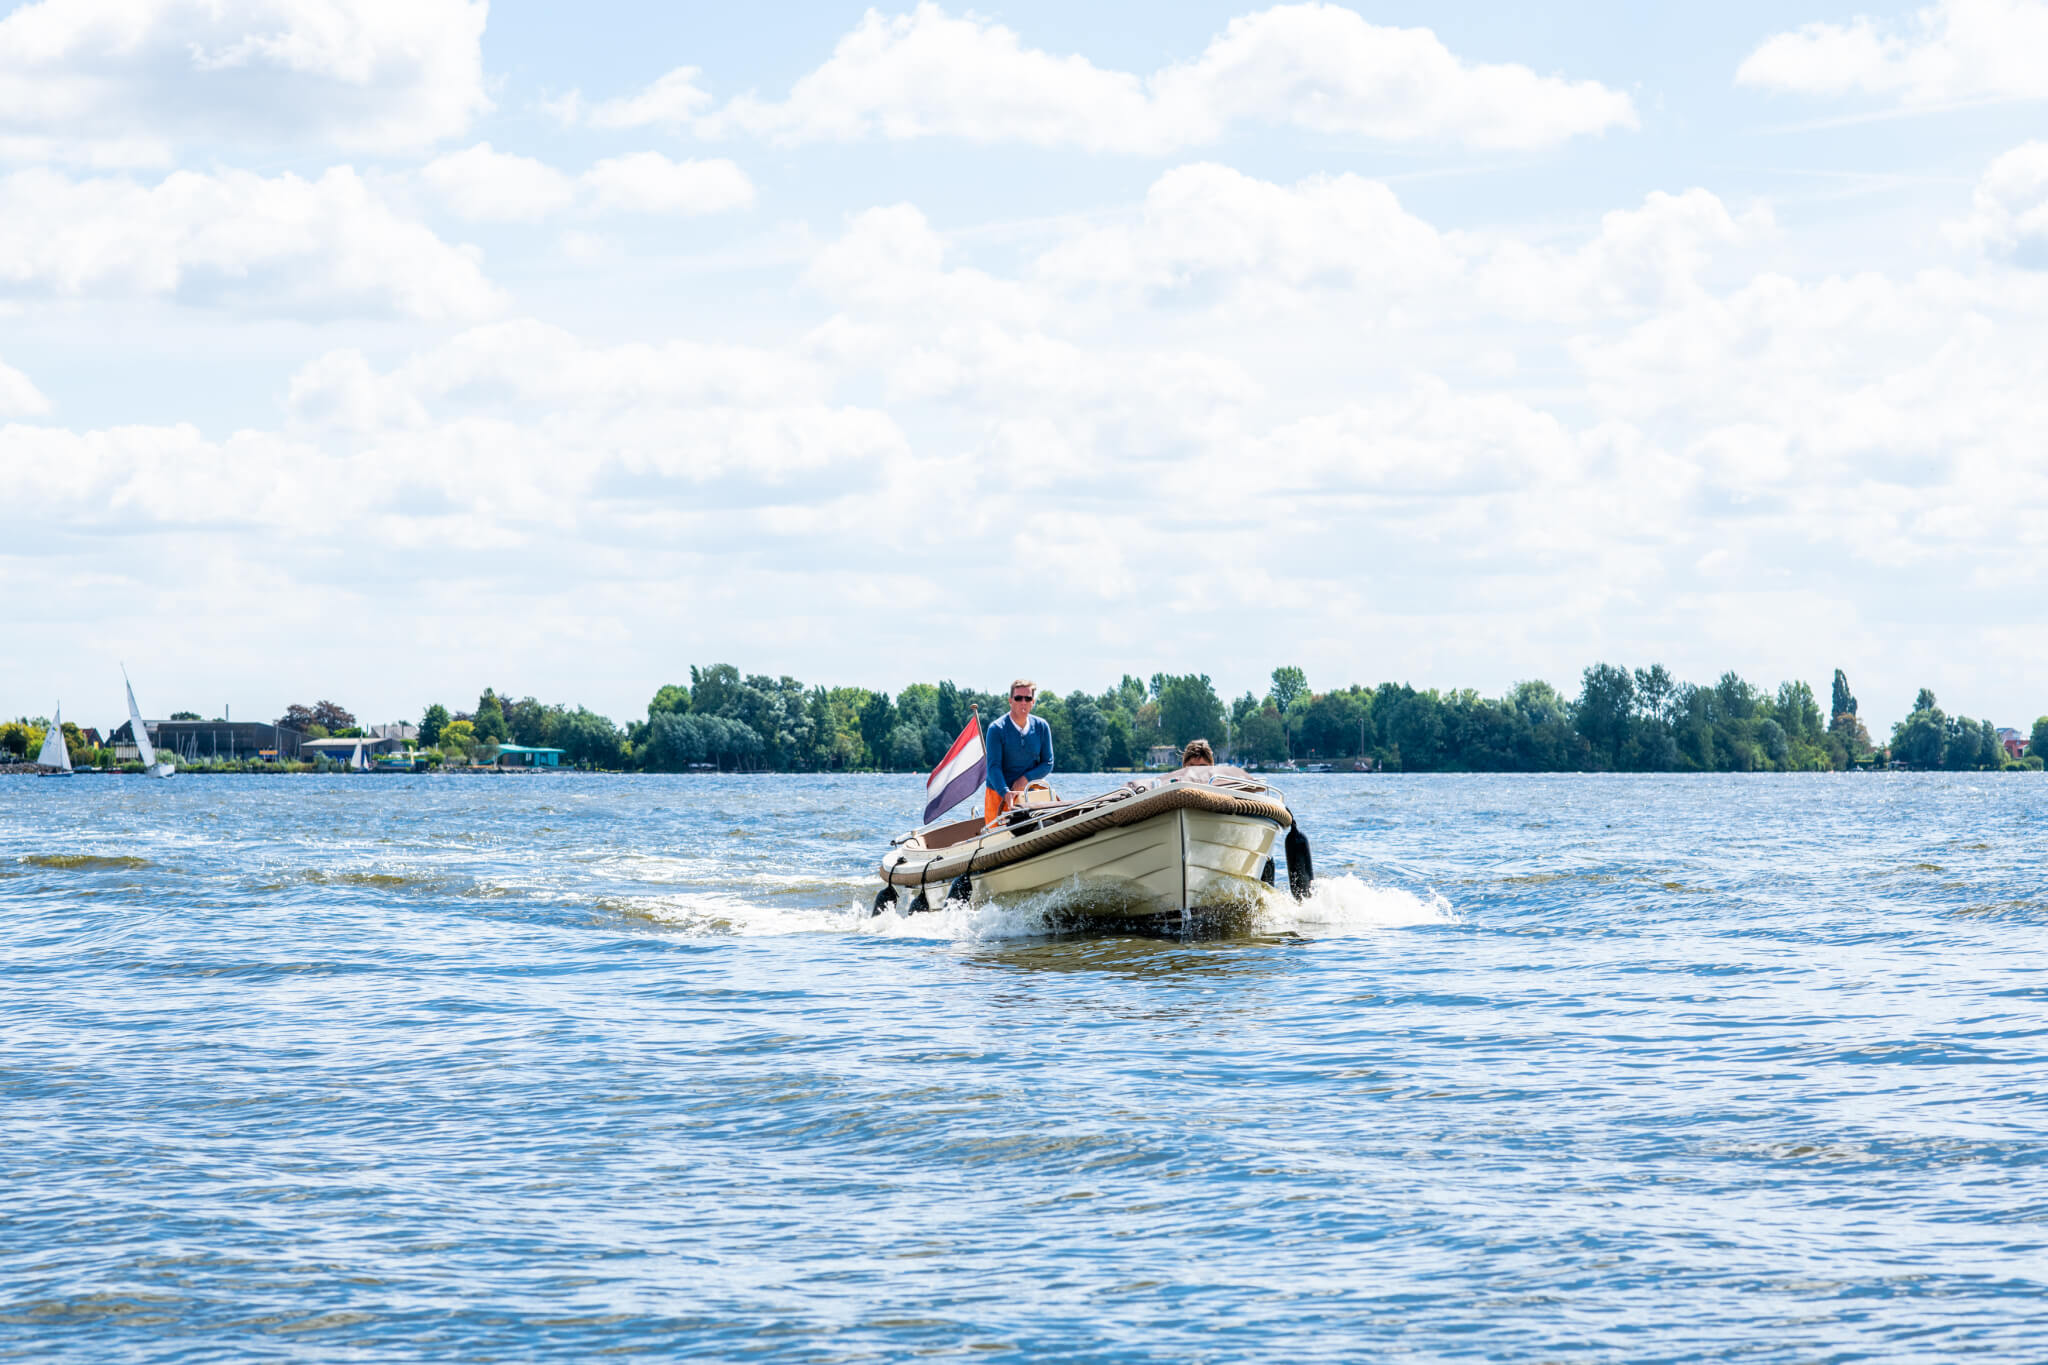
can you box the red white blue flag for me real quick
[924,713,985,823]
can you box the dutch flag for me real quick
[924,712,985,824]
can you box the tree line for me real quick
[379,664,2047,775]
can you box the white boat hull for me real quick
[146,762,175,779]
[959,807,1281,929]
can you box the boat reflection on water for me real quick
[965,927,1304,981]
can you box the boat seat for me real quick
[922,817,986,850]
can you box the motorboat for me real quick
[874,765,1313,932]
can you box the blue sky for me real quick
[5,0,2047,733]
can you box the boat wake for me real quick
[848,872,1452,943]
[1265,874,1454,933]
[599,872,1450,943]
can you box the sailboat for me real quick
[36,704,73,775]
[349,737,369,772]
[122,665,175,779]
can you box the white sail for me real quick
[350,738,368,771]
[125,675,157,767]
[36,705,71,771]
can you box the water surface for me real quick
[5,772,2047,1361]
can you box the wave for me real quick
[20,854,151,871]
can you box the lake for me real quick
[5,772,2046,1361]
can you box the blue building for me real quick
[493,744,565,769]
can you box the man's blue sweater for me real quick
[985,713,1054,794]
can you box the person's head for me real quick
[1182,738,1214,766]
[1008,678,1036,721]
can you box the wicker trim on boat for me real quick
[880,782,1293,887]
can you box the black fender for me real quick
[1284,824,1314,901]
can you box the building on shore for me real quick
[300,736,406,763]
[1998,727,2026,760]
[1145,744,1181,769]
[492,744,565,769]
[370,722,419,742]
[110,719,305,763]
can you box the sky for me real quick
[5,0,2048,734]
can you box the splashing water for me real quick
[1267,872,1454,933]
[847,872,1451,943]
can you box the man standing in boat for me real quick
[985,678,1054,827]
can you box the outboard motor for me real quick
[1284,824,1314,901]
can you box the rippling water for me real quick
[6,772,2048,1361]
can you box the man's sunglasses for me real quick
[1011,694,1034,702]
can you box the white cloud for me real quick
[421,143,754,222]
[1037,162,1461,308]
[0,0,490,162]
[15,114,2048,728]
[681,3,1634,152]
[580,152,754,216]
[0,355,51,416]
[1034,165,1765,328]
[1471,188,1774,319]
[420,142,576,222]
[1944,141,2048,261]
[288,319,824,427]
[549,66,713,131]
[806,203,1048,326]
[0,165,502,319]
[1737,0,2048,105]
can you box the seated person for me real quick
[1180,739,1215,767]
[985,679,1054,826]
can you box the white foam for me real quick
[843,872,1451,942]
[608,872,1451,942]
[604,890,841,937]
[1261,873,1453,934]
[846,889,1060,942]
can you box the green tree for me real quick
[1831,669,1858,719]
[556,708,622,768]
[1633,664,1676,726]
[1102,712,1135,769]
[689,664,743,717]
[1892,692,1946,768]
[858,692,896,768]
[1773,680,1823,744]
[1233,704,1287,762]
[1714,672,1758,721]
[887,723,925,770]
[420,704,450,746]
[1295,688,1371,758]
[1067,692,1106,770]
[1574,663,1637,768]
[505,696,555,747]
[1156,674,1226,748]
[2032,716,2048,760]
[1108,675,1147,717]
[474,689,508,744]
[1270,666,1308,714]
[440,719,477,759]
[647,684,691,720]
